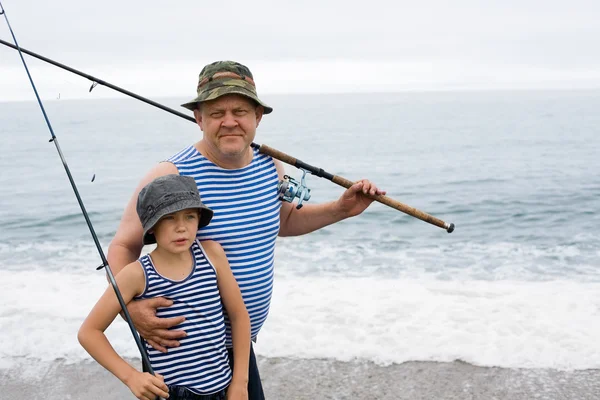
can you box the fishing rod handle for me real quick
[330,175,454,233]
[253,143,296,164]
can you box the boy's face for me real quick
[151,208,200,253]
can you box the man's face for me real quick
[194,94,264,158]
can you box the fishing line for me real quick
[0,1,159,381]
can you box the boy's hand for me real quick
[127,297,187,353]
[226,381,248,400]
[125,371,169,400]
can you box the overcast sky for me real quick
[1,0,599,101]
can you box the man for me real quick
[107,60,385,399]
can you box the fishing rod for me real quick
[0,38,455,233]
[0,1,159,384]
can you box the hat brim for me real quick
[142,203,214,245]
[181,86,273,114]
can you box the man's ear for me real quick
[255,105,264,127]
[193,107,204,131]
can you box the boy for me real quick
[78,174,251,400]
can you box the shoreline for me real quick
[1,356,599,399]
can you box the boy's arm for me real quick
[203,240,251,390]
[78,262,169,399]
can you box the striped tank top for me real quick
[168,145,281,346]
[135,240,231,395]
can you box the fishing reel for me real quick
[278,169,311,209]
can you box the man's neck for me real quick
[195,140,253,169]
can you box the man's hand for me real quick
[335,179,386,218]
[127,297,186,353]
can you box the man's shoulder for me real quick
[168,144,202,164]
[156,160,179,173]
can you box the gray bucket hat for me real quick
[136,174,213,245]
[181,60,273,114]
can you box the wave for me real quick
[1,269,599,371]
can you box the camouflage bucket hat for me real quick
[181,60,273,114]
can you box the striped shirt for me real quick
[168,145,281,346]
[135,240,231,395]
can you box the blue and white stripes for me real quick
[136,240,231,395]
[169,145,281,346]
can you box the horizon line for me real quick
[2,86,600,104]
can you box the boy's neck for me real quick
[150,246,194,280]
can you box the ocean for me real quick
[1,90,599,374]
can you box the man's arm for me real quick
[107,161,187,353]
[274,160,386,237]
